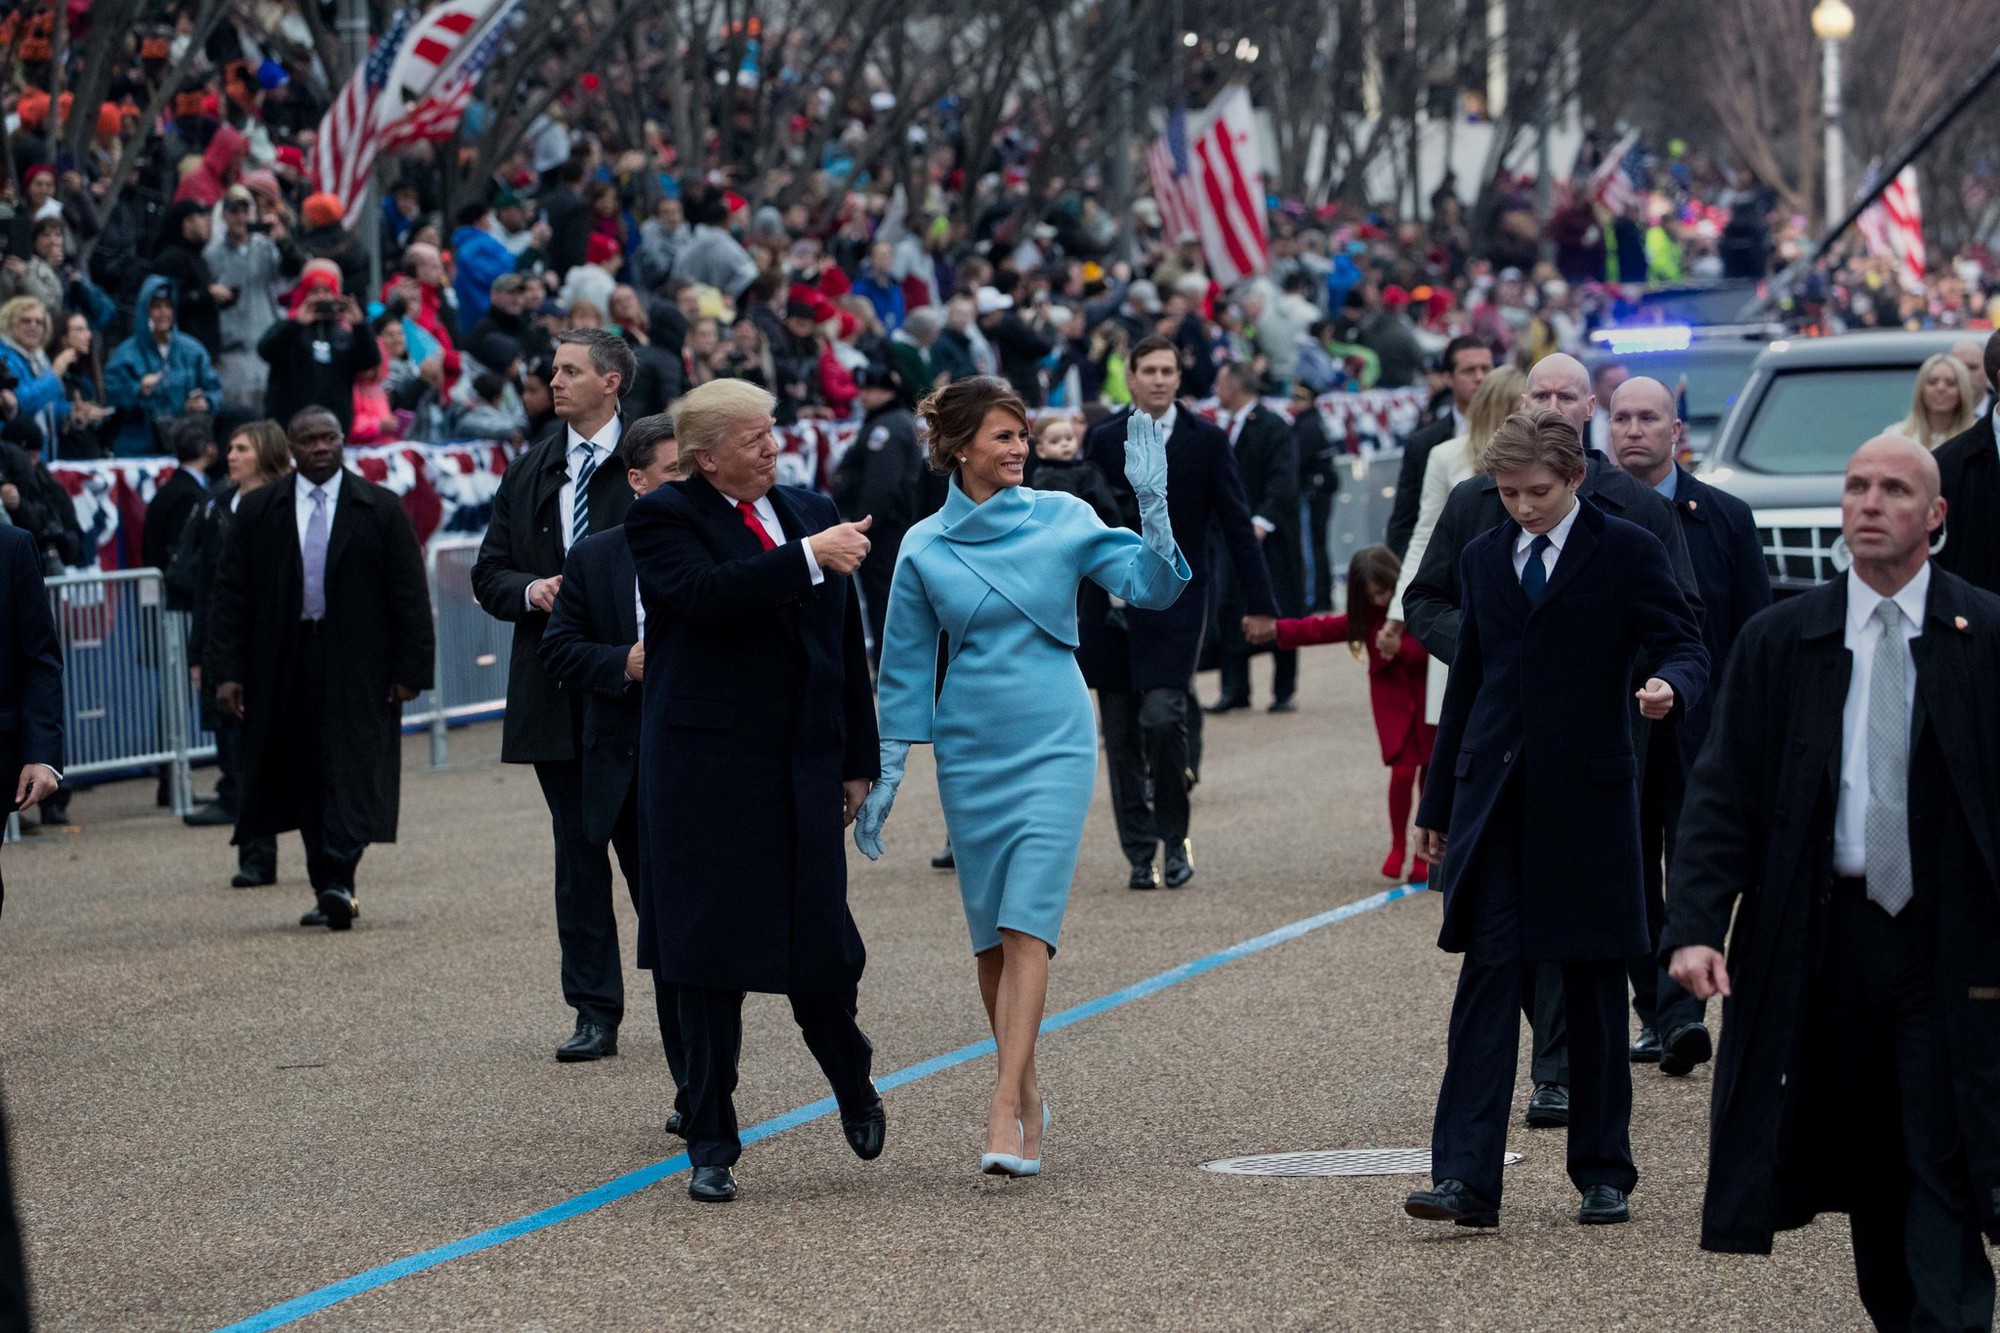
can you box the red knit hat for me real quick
[585,233,620,266]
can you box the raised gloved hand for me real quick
[1124,409,1169,500]
[853,740,910,860]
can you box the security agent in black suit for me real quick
[143,420,215,810]
[539,413,691,1136]
[1385,335,1492,561]
[1406,408,1707,1231]
[1079,334,1277,890]
[1667,437,2000,1331]
[1210,360,1304,713]
[624,378,884,1204]
[472,328,640,1064]
[0,522,60,1326]
[1933,327,2000,597]
[1398,353,1706,1130]
[831,363,925,666]
[1608,377,1772,1074]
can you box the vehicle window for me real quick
[1616,352,1759,422]
[1734,367,1920,474]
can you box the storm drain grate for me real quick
[1202,1149,1523,1177]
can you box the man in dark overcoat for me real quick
[1609,376,1772,1074]
[473,328,639,1063]
[1407,408,1706,1231]
[1209,359,1304,714]
[1080,335,1276,891]
[1397,352,1704,1129]
[1385,334,1492,560]
[210,407,434,931]
[538,413,689,1136]
[831,363,925,666]
[624,377,885,1205]
[1933,327,2000,597]
[1666,436,2000,1330]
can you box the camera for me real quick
[312,298,343,320]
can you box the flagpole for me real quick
[340,0,380,295]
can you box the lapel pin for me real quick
[1955,615,1969,632]
[1687,499,1698,511]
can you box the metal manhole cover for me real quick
[1201,1149,1523,1177]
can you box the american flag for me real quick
[1858,165,1926,294]
[1590,129,1641,217]
[377,0,521,151]
[1146,88,1268,286]
[314,8,414,226]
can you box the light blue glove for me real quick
[853,740,909,860]
[1124,411,1177,564]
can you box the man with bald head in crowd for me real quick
[1610,376,1770,1074]
[1400,352,1702,1130]
[1667,436,2000,1330]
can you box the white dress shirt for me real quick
[1512,495,1582,583]
[294,469,343,558]
[527,418,624,609]
[718,488,824,586]
[1217,404,1276,536]
[1833,563,1928,876]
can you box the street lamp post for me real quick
[1813,0,1855,227]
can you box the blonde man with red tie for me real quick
[625,377,883,1204]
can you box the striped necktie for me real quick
[571,443,597,546]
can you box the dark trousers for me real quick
[1219,639,1298,707]
[533,758,636,1031]
[216,718,279,879]
[1431,780,1634,1204]
[1628,731,1703,1035]
[1306,492,1335,611]
[856,541,894,670]
[678,984,875,1169]
[277,623,364,894]
[1098,686,1191,865]
[1814,879,1995,1333]
[0,1092,26,1329]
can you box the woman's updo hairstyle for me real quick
[916,375,1031,476]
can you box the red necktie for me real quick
[737,500,777,552]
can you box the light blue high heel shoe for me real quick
[1019,1102,1051,1177]
[980,1120,1030,1177]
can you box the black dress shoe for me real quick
[665,1111,685,1138]
[1630,1026,1663,1063]
[930,845,955,870]
[556,1020,618,1062]
[687,1166,735,1203]
[1525,1082,1570,1128]
[316,886,356,931]
[1659,1021,1713,1077]
[183,802,234,827]
[1163,842,1194,889]
[299,907,326,927]
[233,870,276,889]
[1204,696,1250,714]
[841,1094,886,1161]
[1267,697,1297,714]
[1404,1178,1499,1228]
[1578,1184,1631,1225]
[1128,862,1160,891]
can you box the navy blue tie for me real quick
[1521,534,1552,606]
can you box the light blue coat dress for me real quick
[876,478,1190,954]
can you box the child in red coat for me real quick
[1268,546,1434,884]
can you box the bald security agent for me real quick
[1609,376,1770,1073]
[624,377,885,1204]
[210,408,434,930]
[473,328,640,1063]
[538,414,691,1138]
[1666,437,2000,1331]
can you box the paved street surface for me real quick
[5,652,1869,1330]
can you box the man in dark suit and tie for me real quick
[144,420,216,811]
[1934,326,2000,597]
[538,412,690,1137]
[625,378,885,1204]
[1080,334,1277,891]
[0,519,60,1325]
[1407,408,1706,1231]
[1210,360,1304,714]
[473,328,641,1064]
[210,408,435,930]
[1386,335,1493,560]
[1667,436,2000,1330]
[1608,376,1771,1074]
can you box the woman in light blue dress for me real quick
[854,377,1188,1177]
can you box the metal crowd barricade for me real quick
[414,535,512,768]
[1323,447,1402,596]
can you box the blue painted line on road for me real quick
[215,883,1423,1332]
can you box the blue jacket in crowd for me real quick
[451,224,516,328]
[103,275,223,457]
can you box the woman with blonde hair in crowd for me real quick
[0,296,75,459]
[1888,352,1978,449]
